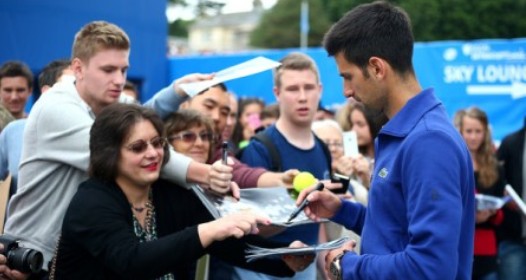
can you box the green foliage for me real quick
[168,19,193,37]
[394,0,526,41]
[167,0,186,4]
[320,0,370,22]
[250,0,332,48]
[251,0,526,49]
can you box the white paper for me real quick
[343,131,359,157]
[505,184,526,215]
[245,237,350,262]
[179,56,281,97]
[475,194,511,211]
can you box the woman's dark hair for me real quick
[336,102,386,139]
[88,103,169,181]
[231,97,265,147]
[164,109,215,162]
[335,101,387,156]
[260,103,280,121]
[354,102,387,141]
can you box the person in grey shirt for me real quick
[2,21,236,279]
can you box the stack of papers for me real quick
[245,237,350,262]
[475,194,511,211]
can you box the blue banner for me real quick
[168,38,526,142]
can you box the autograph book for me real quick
[475,193,511,211]
[191,185,320,227]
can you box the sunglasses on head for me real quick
[169,131,214,144]
[125,137,167,154]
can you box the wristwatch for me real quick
[329,251,346,280]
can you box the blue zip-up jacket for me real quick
[332,88,475,280]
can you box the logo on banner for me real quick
[442,43,526,99]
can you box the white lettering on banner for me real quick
[462,43,526,61]
[444,65,474,83]
[466,82,526,99]
[444,64,526,85]
[476,65,526,83]
[471,51,526,61]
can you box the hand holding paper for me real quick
[281,240,315,272]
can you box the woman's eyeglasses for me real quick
[325,141,343,149]
[168,131,214,144]
[125,137,167,154]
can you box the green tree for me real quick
[403,0,526,41]
[320,0,370,22]
[168,19,193,37]
[260,0,526,45]
[250,0,332,48]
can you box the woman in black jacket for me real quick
[52,103,310,279]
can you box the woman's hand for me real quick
[351,155,371,189]
[332,156,354,177]
[197,211,271,247]
[281,241,315,272]
[475,209,496,224]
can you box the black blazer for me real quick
[53,178,294,279]
[497,118,526,241]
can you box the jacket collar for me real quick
[380,88,441,137]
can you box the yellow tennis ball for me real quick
[293,172,317,194]
[238,140,250,149]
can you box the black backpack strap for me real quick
[252,131,282,172]
[239,130,331,174]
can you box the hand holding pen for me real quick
[293,182,343,222]
[220,141,240,200]
[221,141,229,165]
[206,142,239,200]
[287,182,325,223]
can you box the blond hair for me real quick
[273,52,320,88]
[459,107,498,188]
[312,119,343,134]
[72,21,130,62]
